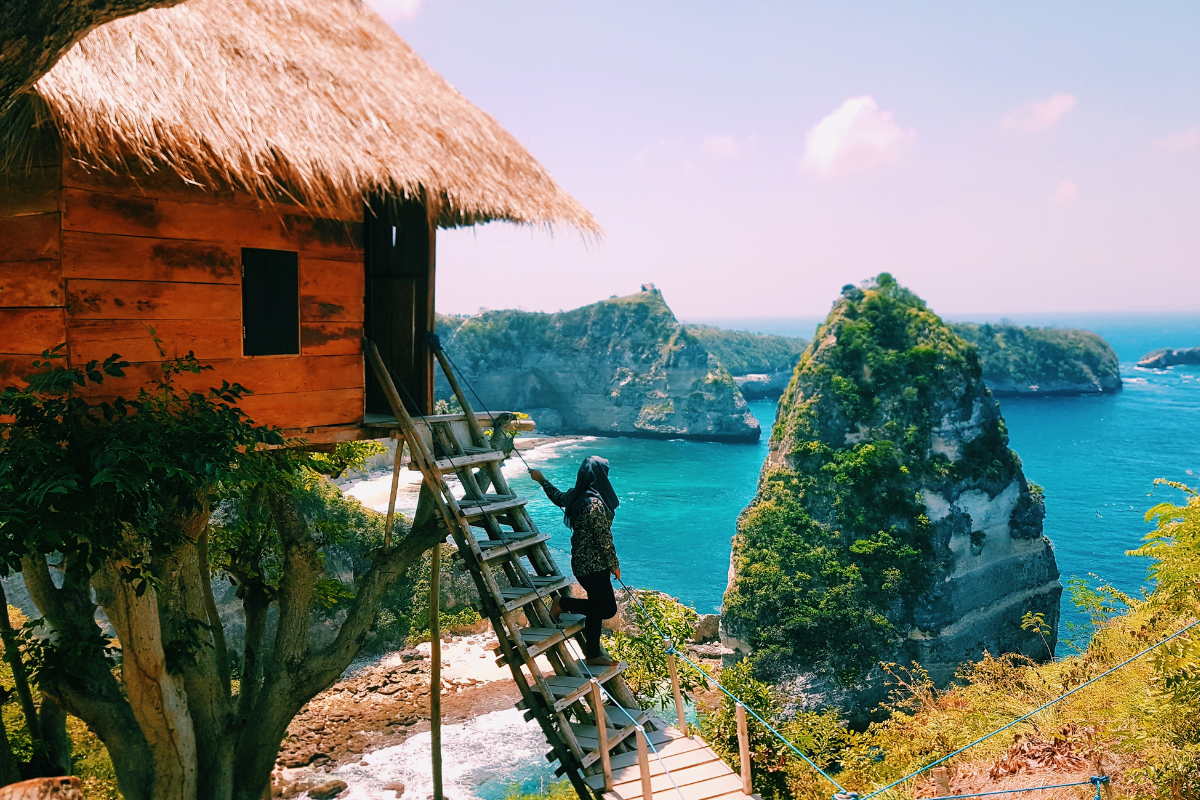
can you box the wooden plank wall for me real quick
[0,163,65,389]
[55,160,367,432]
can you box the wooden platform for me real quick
[588,726,756,800]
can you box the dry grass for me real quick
[4,0,599,231]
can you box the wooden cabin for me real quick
[0,0,597,442]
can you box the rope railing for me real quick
[430,341,1177,800]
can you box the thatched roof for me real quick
[6,0,599,231]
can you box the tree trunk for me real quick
[0,582,44,764]
[93,559,197,800]
[37,694,72,777]
[1,0,184,117]
[21,555,155,800]
[154,512,236,800]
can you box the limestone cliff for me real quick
[683,325,808,400]
[951,323,1121,396]
[434,290,760,442]
[721,276,1061,719]
[1138,346,1200,369]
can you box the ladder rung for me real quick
[477,531,551,562]
[497,576,572,612]
[574,708,652,768]
[537,661,625,712]
[419,450,507,473]
[461,497,526,520]
[495,615,586,667]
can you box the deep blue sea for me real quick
[522,314,1200,648]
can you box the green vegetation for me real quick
[951,322,1121,394]
[724,275,1027,682]
[683,324,809,376]
[608,590,705,707]
[0,347,446,800]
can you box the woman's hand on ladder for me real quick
[529,468,546,484]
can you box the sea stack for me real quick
[435,289,760,442]
[721,275,1061,719]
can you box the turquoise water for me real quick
[524,316,1200,645]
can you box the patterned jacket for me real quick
[540,482,620,578]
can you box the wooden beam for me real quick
[637,728,653,800]
[735,703,751,796]
[592,681,613,793]
[666,641,688,737]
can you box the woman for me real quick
[529,456,621,667]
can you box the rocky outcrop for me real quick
[685,324,808,400]
[721,276,1061,722]
[735,369,794,400]
[951,323,1121,396]
[435,289,760,442]
[1138,346,1200,369]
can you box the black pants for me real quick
[561,570,617,659]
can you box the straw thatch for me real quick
[5,0,599,232]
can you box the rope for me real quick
[917,777,1105,800]
[419,342,692,800]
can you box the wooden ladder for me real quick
[365,340,665,800]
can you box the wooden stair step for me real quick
[606,734,703,770]
[511,615,585,661]
[477,531,551,562]
[573,708,652,768]
[535,661,625,712]
[461,497,527,521]
[428,449,506,473]
[497,575,573,612]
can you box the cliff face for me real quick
[1138,347,1200,369]
[951,323,1121,396]
[684,325,809,400]
[721,276,1061,719]
[435,290,760,442]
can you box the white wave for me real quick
[327,708,557,800]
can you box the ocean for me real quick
[337,313,1199,796]
[349,314,1200,645]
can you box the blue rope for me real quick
[917,777,1101,800]
[858,618,1198,799]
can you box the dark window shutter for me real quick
[242,248,300,356]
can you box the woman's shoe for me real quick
[585,656,618,668]
[549,596,563,623]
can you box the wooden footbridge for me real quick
[365,339,759,800]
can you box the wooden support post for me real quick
[430,540,443,800]
[383,432,404,549]
[1093,756,1115,800]
[933,767,949,795]
[735,702,752,796]
[591,680,613,792]
[665,640,688,737]
[636,727,653,800]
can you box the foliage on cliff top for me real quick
[951,323,1121,392]
[436,289,683,365]
[682,324,809,376]
[724,274,1028,681]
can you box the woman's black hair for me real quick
[562,455,619,529]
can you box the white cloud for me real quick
[364,0,421,23]
[702,135,741,161]
[1003,93,1076,132]
[800,96,913,177]
[1154,127,1200,152]
[1051,179,1078,206]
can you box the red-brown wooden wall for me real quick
[1,155,371,438]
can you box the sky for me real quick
[365,1,1200,321]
